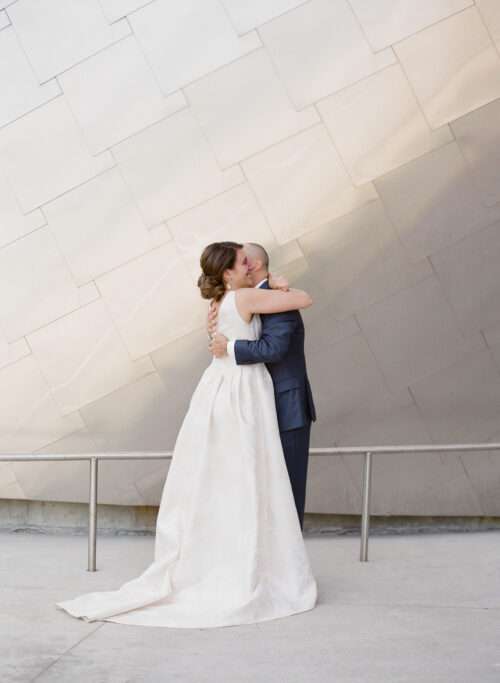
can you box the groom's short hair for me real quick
[246,242,269,270]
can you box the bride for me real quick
[56,241,318,629]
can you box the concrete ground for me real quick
[1,530,499,683]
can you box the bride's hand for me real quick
[268,272,289,291]
[209,332,228,358]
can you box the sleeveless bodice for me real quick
[209,290,261,370]
[216,291,261,342]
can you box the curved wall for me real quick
[1,0,500,515]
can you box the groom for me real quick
[208,242,316,530]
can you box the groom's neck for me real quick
[252,270,268,287]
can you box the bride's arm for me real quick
[210,286,312,362]
[237,287,312,317]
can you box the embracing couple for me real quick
[56,241,318,629]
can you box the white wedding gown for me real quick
[56,290,317,628]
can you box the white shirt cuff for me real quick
[227,340,236,359]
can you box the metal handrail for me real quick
[1,442,498,570]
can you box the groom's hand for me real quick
[268,272,290,291]
[209,332,228,358]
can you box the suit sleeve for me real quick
[233,312,296,365]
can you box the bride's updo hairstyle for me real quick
[198,241,243,301]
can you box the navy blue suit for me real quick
[233,280,316,529]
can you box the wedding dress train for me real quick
[56,291,317,628]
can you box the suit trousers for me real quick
[279,421,311,530]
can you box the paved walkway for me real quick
[2,530,499,682]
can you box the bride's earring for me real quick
[226,280,232,290]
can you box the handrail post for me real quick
[360,450,372,562]
[88,457,98,572]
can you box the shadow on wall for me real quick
[3,108,500,516]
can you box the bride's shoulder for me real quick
[233,288,256,322]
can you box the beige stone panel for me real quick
[146,329,213,503]
[168,184,277,279]
[8,0,130,82]
[242,124,377,244]
[100,0,150,22]
[0,227,95,342]
[43,168,169,286]
[484,318,500,346]
[0,356,84,454]
[152,329,212,408]
[459,447,500,516]
[96,241,206,359]
[0,478,25,499]
[318,64,452,185]
[298,201,432,321]
[302,303,360,357]
[452,98,500,207]
[59,36,186,154]
[350,0,472,51]
[356,277,482,394]
[0,337,30,371]
[371,454,480,516]
[430,220,500,337]
[410,348,500,445]
[333,386,431,449]
[112,109,243,227]
[27,299,154,415]
[134,463,171,506]
[0,172,45,249]
[306,332,389,448]
[482,322,500,379]
[259,0,394,109]
[363,451,482,515]
[185,49,319,168]
[308,363,433,514]
[221,0,307,34]
[374,142,500,261]
[154,326,209,376]
[0,27,59,128]
[129,0,261,96]
[395,7,500,128]
[476,0,500,44]
[269,240,307,286]
[0,464,23,498]
[0,97,114,213]
[267,241,313,284]
[309,391,482,515]
[78,282,101,308]
[80,372,176,505]
[9,428,102,504]
[306,454,362,514]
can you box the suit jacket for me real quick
[233,280,316,432]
